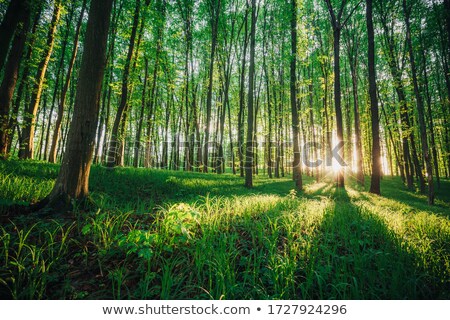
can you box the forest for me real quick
[0,0,449,299]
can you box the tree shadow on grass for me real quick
[107,198,309,300]
[301,187,449,299]
[351,176,450,218]
[88,168,318,213]
[378,176,450,218]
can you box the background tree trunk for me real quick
[367,0,381,195]
[245,0,256,188]
[290,0,302,190]
[48,0,87,163]
[0,0,30,156]
[19,0,62,159]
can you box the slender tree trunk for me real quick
[238,12,248,177]
[107,0,140,168]
[227,89,236,174]
[403,0,434,204]
[144,36,162,168]
[343,60,352,172]
[218,72,227,174]
[203,0,221,173]
[19,0,62,160]
[419,35,440,188]
[380,92,404,181]
[262,7,272,178]
[245,0,256,188]
[0,0,30,156]
[332,28,345,187]
[379,11,417,190]
[290,0,302,190]
[349,58,364,185]
[44,4,76,161]
[367,0,381,195]
[37,94,47,160]
[134,59,149,168]
[48,0,86,164]
[0,0,24,72]
[279,64,285,178]
[308,65,319,181]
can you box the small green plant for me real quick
[161,203,201,243]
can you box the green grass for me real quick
[0,160,449,299]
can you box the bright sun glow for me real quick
[332,159,342,173]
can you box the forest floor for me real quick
[0,160,449,299]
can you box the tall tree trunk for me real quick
[238,10,249,177]
[0,0,30,156]
[107,0,140,168]
[7,6,43,154]
[134,58,149,168]
[144,24,163,168]
[367,0,381,195]
[262,6,272,178]
[379,9,416,190]
[0,0,24,72]
[44,3,76,161]
[420,35,440,188]
[308,64,319,181]
[403,0,434,204]
[19,0,62,160]
[227,86,235,174]
[217,71,227,174]
[290,0,302,190]
[332,27,344,187]
[37,93,47,160]
[324,0,345,187]
[349,54,364,185]
[325,0,360,186]
[45,0,112,209]
[48,0,86,163]
[245,0,256,188]
[379,91,404,181]
[203,0,221,173]
[343,61,352,172]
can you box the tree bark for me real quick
[19,0,62,159]
[0,0,24,72]
[44,3,76,161]
[238,8,249,177]
[0,0,30,156]
[134,58,149,168]
[379,7,418,190]
[203,0,221,173]
[245,0,256,188]
[419,34,440,188]
[367,0,381,195]
[403,0,434,204]
[48,0,86,163]
[348,51,364,185]
[290,0,302,190]
[46,0,113,208]
[6,6,43,154]
[106,0,140,168]
[324,0,346,187]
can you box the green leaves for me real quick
[117,230,157,260]
[163,203,201,241]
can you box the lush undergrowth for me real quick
[0,160,449,299]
